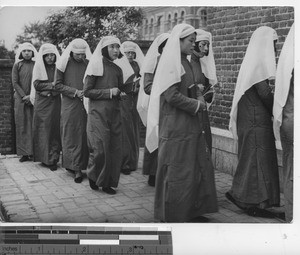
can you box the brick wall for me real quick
[206,6,294,130]
[0,59,15,154]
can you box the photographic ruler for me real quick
[0,225,172,254]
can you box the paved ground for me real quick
[0,149,286,224]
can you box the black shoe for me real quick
[148,175,155,187]
[49,164,57,171]
[121,169,131,175]
[74,173,83,183]
[102,187,116,195]
[246,207,275,218]
[89,179,98,190]
[66,168,75,173]
[189,216,210,223]
[225,191,246,210]
[19,155,29,162]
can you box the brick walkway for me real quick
[0,149,285,224]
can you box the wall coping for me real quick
[211,126,233,139]
[0,59,14,68]
[211,126,282,150]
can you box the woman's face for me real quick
[197,40,210,57]
[124,51,136,63]
[44,53,56,65]
[107,44,120,60]
[73,53,86,62]
[21,50,33,60]
[180,33,196,55]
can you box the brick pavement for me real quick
[0,149,286,224]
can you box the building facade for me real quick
[141,7,208,40]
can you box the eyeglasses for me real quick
[125,52,136,56]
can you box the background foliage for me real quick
[14,6,144,53]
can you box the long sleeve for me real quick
[12,63,26,98]
[83,75,111,100]
[54,69,77,98]
[163,83,200,115]
[118,70,124,91]
[144,72,154,95]
[34,80,54,91]
[254,80,274,115]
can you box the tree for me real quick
[15,21,48,50]
[0,46,15,59]
[45,7,144,51]
[14,7,144,52]
[44,8,91,50]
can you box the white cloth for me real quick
[84,36,120,78]
[113,56,135,83]
[83,36,121,111]
[137,33,170,127]
[229,26,278,139]
[120,41,145,69]
[56,38,92,73]
[14,42,38,63]
[273,24,294,141]
[30,43,60,105]
[115,41,144,84]
[146,24,196,153]
[195,29,218,86]
[140,33,170,75]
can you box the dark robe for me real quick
[12,60,34,156]
[229,80,280,208]
[190,54,213,152]
[120,60,141,171]
[83,57,123,188]
[280,70,294,222]
[143,72,158,176]
[154,55,218,222]
[55,57,89,171]
[32,64,61,165]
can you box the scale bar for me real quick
[80,239,120,245]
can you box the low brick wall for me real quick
[0,59,15,155]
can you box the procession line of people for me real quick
[11,22,294,222]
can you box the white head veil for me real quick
[56,38,92,73]
[120,41,145,69]
[140,33,170,75]
[84,36,121,79]
[229,26,278,139]
[14,42,38,63]
[30,43,60,105]
[137,33,170,126]
[114,41,145,84]
[146,24,196,152]
[273,24,294,141]
[195,29,218,86]
[83,36,122,111]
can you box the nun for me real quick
[146,24,218,222]
[227,26,280,218]
[83,36,123,195]
[12,42,37,162]
[32,43,61,171]
[55,38,92,183]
